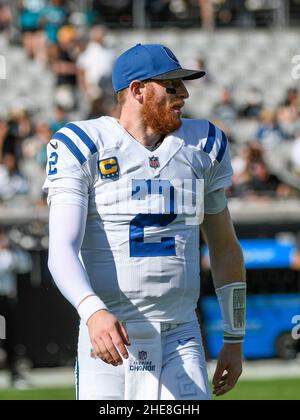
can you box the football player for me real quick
[44,44,246,400]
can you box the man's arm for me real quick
[48,191,130,366]
[201,206,246,397]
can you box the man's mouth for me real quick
[172,103,184,113]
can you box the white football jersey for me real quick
[43,117,233,323]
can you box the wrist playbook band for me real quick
[215,282,246,344]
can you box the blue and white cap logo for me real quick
[162,46,179,64]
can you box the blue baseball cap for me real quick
[112,44,205,93]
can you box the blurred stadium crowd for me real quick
[0,0,299,210]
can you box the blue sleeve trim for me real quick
[53,132,87,165]
[203,122,216,154]
[216,131,227,163]
[66,123,98,155]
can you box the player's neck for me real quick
[118,115,163,148]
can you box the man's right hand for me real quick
[87,310,130,366]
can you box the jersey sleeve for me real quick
[204,188,228,215]
[201,122,233,196]
[42,122,99,195]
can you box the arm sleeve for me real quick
[47,189,108,323]
[204,188,228,215]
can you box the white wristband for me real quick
[215,282,246,343]
[77,295,108,324]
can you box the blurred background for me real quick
[0,0,299,399]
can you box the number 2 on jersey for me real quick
[48,152,58,175]
[129,180,177,257]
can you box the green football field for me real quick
[0,378,299,400]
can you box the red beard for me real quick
[141,86,183,136]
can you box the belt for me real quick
[123,321,183,333]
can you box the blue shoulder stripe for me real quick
[203,122,216,154]
[53,132,87,165]
[66,123,98,155]
[216,131,227,163]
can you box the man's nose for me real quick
[178,82,189,99]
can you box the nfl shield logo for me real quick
[149,156,160,168]
[138,351,147,361]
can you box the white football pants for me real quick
[76,319,211,400]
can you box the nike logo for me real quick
[50,142,58,150]
[177,337,195,346]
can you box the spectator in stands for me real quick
[77,25,115,102]
[0,229,32,388]
[198,0,214,30]
[92,0,132,27]
[229,142,262,197]
[239,87,263,118]
[39,0,67,45]
[18,0,46,60]
[87,95,119,120]
[0,118,20,165]
[0,119,9,163]
[146,0,172,26]
[277,88,300,140]
[216,0,254,28]
[0,1,12,40]
[50,25,79,111]
[0,153,28,201]
[213,87,238,126]
[255,108,283,150]
[290,132,300,176]
[246,160,283,200]
[0,108,34,167]
[230,153,292,201]
[49,105,69,133]
[8,107,34,142]
[21,122,51,205]
[283,88,300,114]
[231,142,260,177]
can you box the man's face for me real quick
[141,79,189,135]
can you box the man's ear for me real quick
[129,80,145,104]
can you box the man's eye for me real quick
[167,81,177,88]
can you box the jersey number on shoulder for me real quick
[130,180,177,257]
[48,152,58,175]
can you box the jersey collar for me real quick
[106,117,184,176]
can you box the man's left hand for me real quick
[212,343,243,397]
